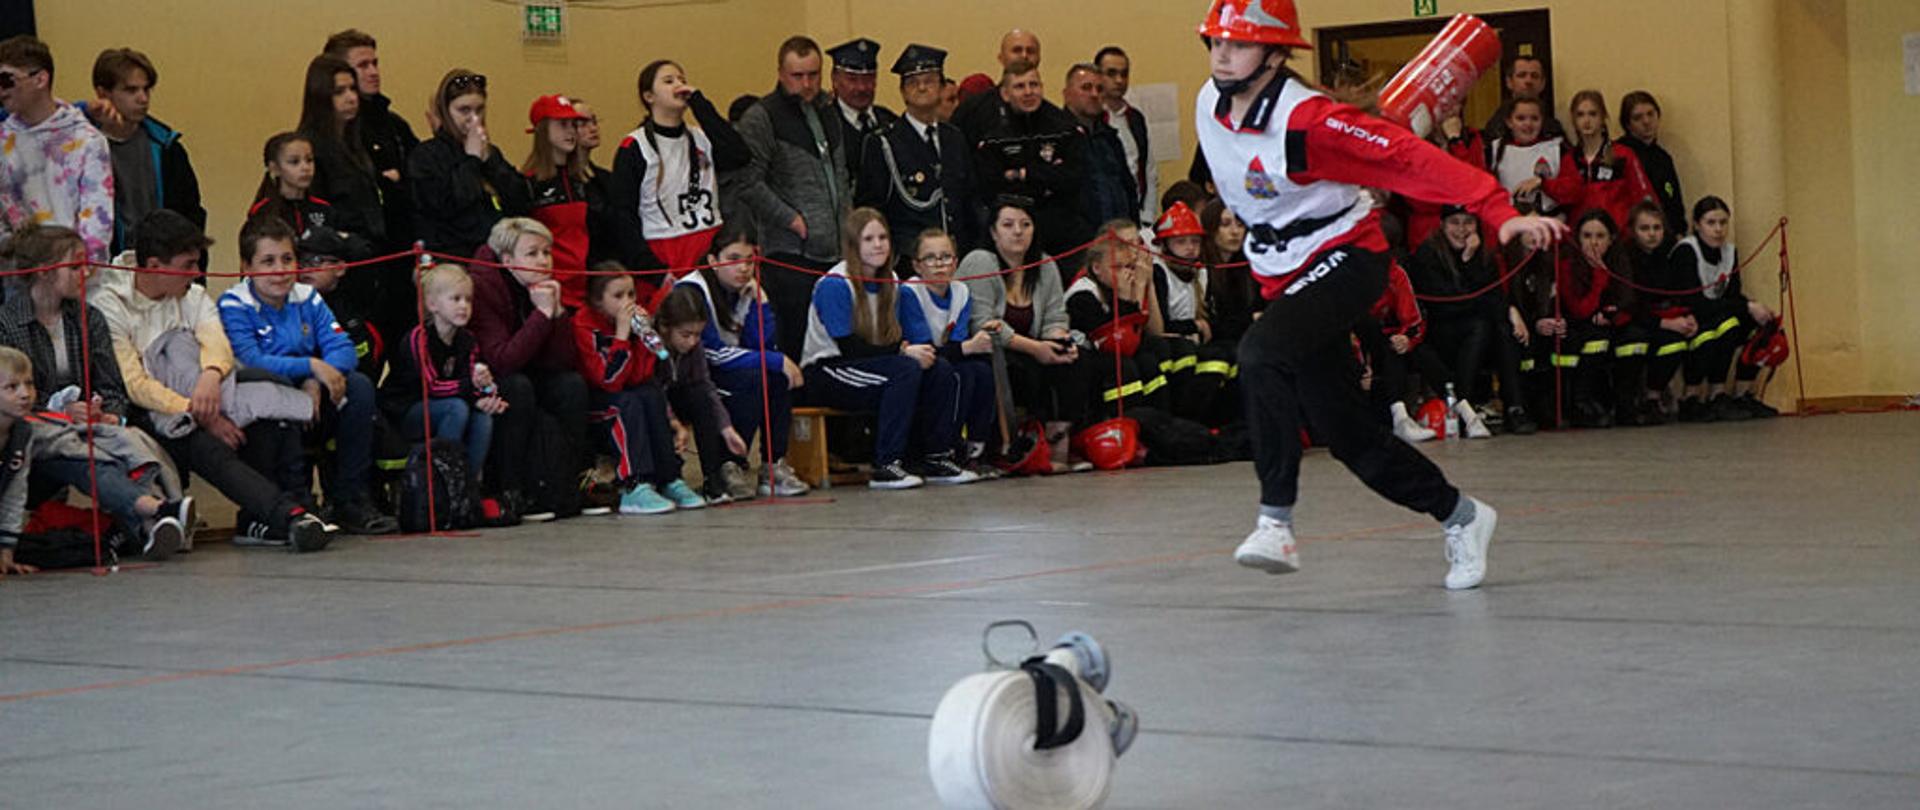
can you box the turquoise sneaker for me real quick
[619,483,676,515]
[661,479,707,510]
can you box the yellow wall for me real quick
[37,0,803,274]
[1845,0,1920,395]
[31,0,1920,400]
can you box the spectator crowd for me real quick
[0,28,1783,576]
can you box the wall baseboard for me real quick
[1796,395,1917,413]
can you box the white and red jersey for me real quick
[1197,75,1519,300]
[617,122,722,241]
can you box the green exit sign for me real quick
[524,2,565,40]
[1414,0,1439,17]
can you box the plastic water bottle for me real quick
[1444,382,1462,442]
[632,314,670,360]
[474,362,497,397]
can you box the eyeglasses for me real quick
[445,73,488,98]
[916,253,957,266]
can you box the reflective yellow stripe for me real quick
[1551,354,1581,368]
[1614,342,1649,358]
[1690,316,1743,349]
[1520,359,1537,372]
[1162,355,1197,373]
[1656,341,1689,357]
[1581,339,1610,355]
[1195,360,1234,376]
[1104,374,1170,401]
[375,458,408,472]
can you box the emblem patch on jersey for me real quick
[1245,156,1279,200]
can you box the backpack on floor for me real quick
[399,438,477,532]
[526,412,583,519]
[15,502,127,569]
[1129,406,1219,467]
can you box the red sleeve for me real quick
[1556,254,1609,321]
[1447,131,1488,172]
[1541,151,1586,212]
[1388,265,1425,346]
[574,318,649,392]
[1287,97,1519,236]
[1619,146,1655,209]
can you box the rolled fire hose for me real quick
[928,622,1136,810]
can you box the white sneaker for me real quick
[1443,497,1496,590]
[1456,400,1492,439]
[1234,516,1300,574]
[1391,402,1436,443]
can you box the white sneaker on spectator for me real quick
[1391,402,1436,443]
[1456,400,1493,439]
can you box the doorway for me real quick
[1315,10,1554,133]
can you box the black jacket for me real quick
[358,93,421,247]
[1621,136,1686,235]
[834,98,896,178]
[1405,239,1506,322]
[855,113,979,256]
[1076,114,1138,231]
[86,110,205,254]
[407,133,533,258]
[306,132,387,246]
[973,100,1087,262]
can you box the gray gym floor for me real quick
[3,412,1918,808]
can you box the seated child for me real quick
[896,229,998,474]
[378,264,505,472]
[219,216,398,534]
[651,286,752,504]
[674,221,810,499]
[572,271,706,515]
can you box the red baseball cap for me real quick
[527,94,587,132]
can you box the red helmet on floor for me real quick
[1001,422,1055,476]
[1073,417,1139,471]
[1198,0,1314,50]
[1089,311,1150,357]
[1418,398,1450,439]
[1742,321,1790,368]
[1153,202,1205,241]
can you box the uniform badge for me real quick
[1245,156,1279,200]
[1039,142,1056,163]
[1596,165,1616,182]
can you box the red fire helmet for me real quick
[1154,202,1205,241]
[1198,0,1314,50]
[1089,311,1150,358]
[1743,322,1790,369]
[1418,398,1451,439]
[1073,417,1139,471]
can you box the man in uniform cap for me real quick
[828,38,897,176]
[855,44,978,270]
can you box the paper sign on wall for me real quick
[1905,33,1920,96]
[1128,83,1184,163]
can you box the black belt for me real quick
[1247,202,1359,256]
[1021,657,1087,751]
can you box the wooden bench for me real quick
[788,407,872,489]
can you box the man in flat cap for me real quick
[856,44,979,269]
[828,38,897,177]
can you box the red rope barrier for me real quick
[77,262,106,574]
